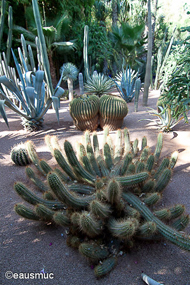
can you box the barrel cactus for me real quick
[99,95,128,130]
[10,143,31,166]
[69,95,100,131]
[13,128,190,278]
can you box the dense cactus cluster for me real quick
[13,128,190,278]
[70,95,128,131]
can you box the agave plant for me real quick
[144,106,184,132]
[0,50,64,131]
[84,72,115,97]
[60,63,78,101]
[113,66,139,103]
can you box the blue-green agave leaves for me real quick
[0,99,9,127]
[113,66,139,103]
[0,68,64,129]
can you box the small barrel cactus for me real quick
[99,95,128,130]
[10,143,31,166]
[70,95,100,131]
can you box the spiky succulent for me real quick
[13,128,190,278]
[60,63,78,81]
[84,72,115,97]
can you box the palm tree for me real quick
[110,22,146,71]
[13,9,76,87]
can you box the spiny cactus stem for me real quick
[14,182,65,209]
[116,172,149,187]
[123,192,190,251]
[64,140,96,183]
[48,172,95,209]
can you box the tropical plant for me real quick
[84,72,115,97]
[0,49,64,131]
[13,129,190,278]
[60,63,78,101]
[110,22,146,70]
[160,24,190,123]
[154,27,176,90]
[113,66,139,102]
[14,2,76,87]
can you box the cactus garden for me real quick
[1,0,190,284]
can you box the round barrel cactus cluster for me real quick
[70,94,128,131]
[13,128,190,278]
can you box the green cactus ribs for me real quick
[13,127,190,278]
[10,143,31,166]
[99,95,128,130]
[69,95,99,131]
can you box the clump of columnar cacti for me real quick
[10,143,31,166]
[99,95,128,130]
[13,128,190,278]
[69,94,100,131]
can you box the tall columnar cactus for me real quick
[83,25,89,80]
[0,0,6,50]
[79,73,84,95]
[6,6,13,65]
[134,78,141,112]
[99,95,128,130]
[69,95,100,131]
[13,128,190,278]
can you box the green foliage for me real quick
[159,24,190,123]
[110,22,146,70]
[12,128,190,278]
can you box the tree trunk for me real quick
[67,78,73,101]
[143,0,152,106]
[48,51,57,89]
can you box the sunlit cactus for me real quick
[13,128,190,278]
